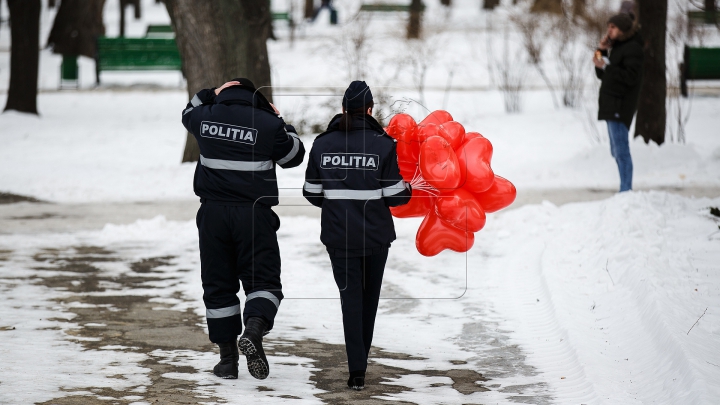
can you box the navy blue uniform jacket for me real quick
[181,86,305,206]
[303,114,411,253]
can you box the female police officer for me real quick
[303,81,412,390]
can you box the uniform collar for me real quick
[325,113,386,133]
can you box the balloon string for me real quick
[409,166,439,196]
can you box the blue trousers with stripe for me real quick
[197,203,283,343]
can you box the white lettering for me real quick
[341,155,348,166]
[362,156,367,166]
[332,156,341,165]
[244,131,254,141]
[354,156,362,166]
[209,125,218,135]
[218,126,226,137]
[231,128,240,140]
[323,156,331,165]
[202,124,209,133]
[366,157,376,168]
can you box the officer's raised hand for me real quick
[215,81,241,95]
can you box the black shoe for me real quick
[213,341,239,379]
[347,370,365,390]
[238,317,270,380]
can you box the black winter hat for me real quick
[342,81,373,110]
[231,77,257,90]
[608,13,633,33]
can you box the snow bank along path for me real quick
[471,191,720,404]
[1,191,718,404]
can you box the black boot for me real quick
[347,370,365,390]
[238,317,269,380]
[213,341,239,379]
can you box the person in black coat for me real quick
[303,81,412,390]
[593,13,644,192]
[181,78,305,381]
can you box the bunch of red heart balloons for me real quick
[385,110,516,256]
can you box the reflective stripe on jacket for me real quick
[303,114,411,251]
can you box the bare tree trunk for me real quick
[120,0,126,37]
[530,0,562,14]
[705,0,716,12]
[407,0,422,39]
[483,0,500,10]
[164,0,274,162]
[304,0,314,19]
[119,0,141,36]
[47,0,106,58]
[572,0,586,19]
[634,0,667,144]
[4,0,41,115]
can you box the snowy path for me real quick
[1,192,719,404]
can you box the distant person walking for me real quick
[593,12,643,192]
[303,81,412,390]
[181,78,305,380]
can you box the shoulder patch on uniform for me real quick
[200,121,258,145]
[321,153,379,171]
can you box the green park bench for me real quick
[273,11,290,20]
[95,36,182,84]
[145,24,175,38]
[359,2,425,12]
[687,10,718,25]
[680,45,720,97]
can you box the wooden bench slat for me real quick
[686,47,720,80]
[359,3,425,12]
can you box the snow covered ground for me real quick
[1,192,719,404]
[1,0,719,404]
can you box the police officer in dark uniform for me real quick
[181,78,305,380]
[303,81,411,390]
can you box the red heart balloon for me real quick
[386,113,418,143]
[463,131,484,142]
[457,138,495,193]
[390,188,435,218]
[397,160,417,181]
[396,140,420,163]
[439,121,465,150]
[419,136,462,190]
[435,188,486,232]
[419,110,453,127]
[459,135,492,163]
[417,123,440,143]
[416,211,474,256]
[472,176,516,213]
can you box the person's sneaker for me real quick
[238,317,269,380]
[213,341,239,379]
[347,370,365,390]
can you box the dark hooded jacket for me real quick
[181,86,305,206]
[595,29,644,128]
[303,114,411,255]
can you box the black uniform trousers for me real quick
[328,248,389,373]
[197,202,283,343]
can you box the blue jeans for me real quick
[606,120,633,192]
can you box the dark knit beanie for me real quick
[231,77,257,90]
[342,81,373,110]
[608,13,633,33]
[223,77,274,113]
